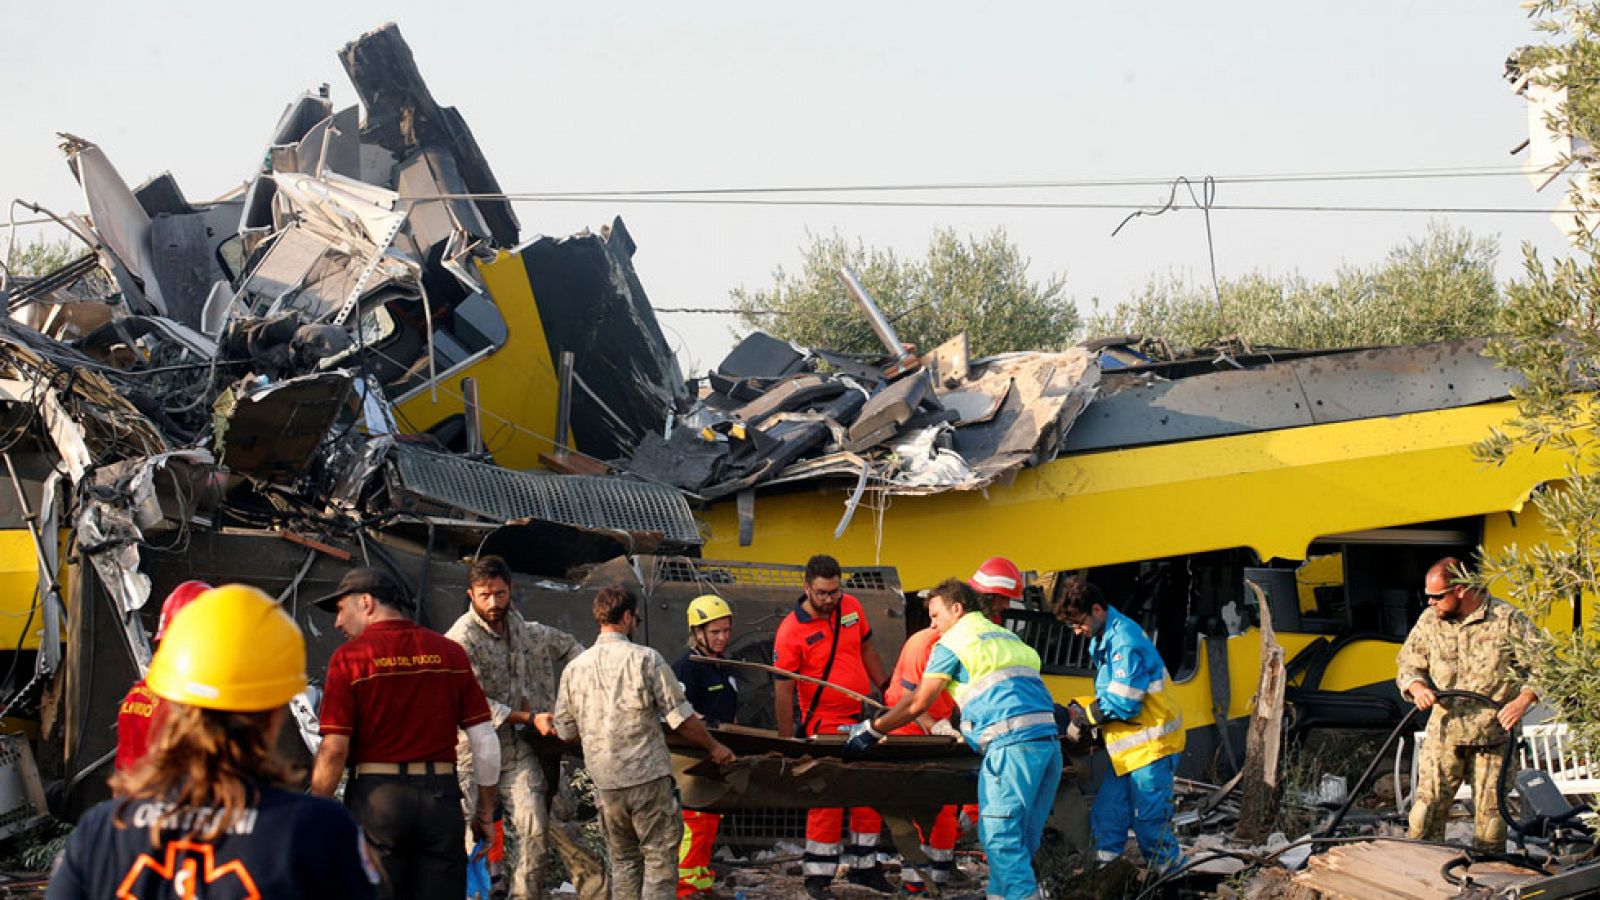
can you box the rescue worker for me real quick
[672,594,740,897]
[444,555,588,900]
[49,584,379,899]
[848,578,1061,900]
[773,554,894,898]
[310,566,503,900]
[969,556,1025,623]
[553,586,736,900]
[1060,580,1184,872]
[114,579,210,774]
[1398,556,1540,850]
[880,602,962,894]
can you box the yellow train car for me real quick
[687,343,1590,773]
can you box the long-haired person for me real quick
[48,584,378,899]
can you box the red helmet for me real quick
[154,580,213,641]
[967,557,1023,600]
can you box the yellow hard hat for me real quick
[687,594,733,627]
[145,584,308,712]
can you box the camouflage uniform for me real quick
[554,632,695,900]
[448,607,592,899]
[1396,595,1538,850]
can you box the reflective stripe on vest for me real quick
[963,665,1039,700]
[969,711,1056,750]
[1104,714,1185,756]
[939,614,1042,709]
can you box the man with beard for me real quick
[774,554,893,898]
[445,555,594,900]
[1398,557,1540,850]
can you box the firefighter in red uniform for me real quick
[309,567,503,900]
[774,555,893,898]
[882,619,964,893]
[114,580,210,776]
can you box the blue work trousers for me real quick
[978,738,1063,900]
[1090,754,1181,870]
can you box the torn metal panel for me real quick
[0,379,92,483]
[386,444,701,549]
[339,23,519,248]
[290,106,362,179]
[511,219,689,459]
[145,198,244,330]
[1062,337,1521,453]
[59,136,167,316]
[214,372,354,481]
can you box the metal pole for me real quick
[836,267,914,368]
[461,377,483,456]
[554,351,575,456]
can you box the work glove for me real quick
[842,720,884,758]
[1064,701,1089,742]
[928,719,961,739]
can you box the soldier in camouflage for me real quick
[447,556,597,900]
[554,586,736,900]
[1396,556,1540,850]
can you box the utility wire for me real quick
[403,164,1536,198]
[399,192,1564,215]
[0,164,1558,229]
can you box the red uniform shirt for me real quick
[114,680,162,771]
[883,627,956,735]
[319,619,491,764]
[773,593,874,732]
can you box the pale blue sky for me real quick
[0,1,1575,371]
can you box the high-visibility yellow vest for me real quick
[937,612,1057,752]
[1078,606,1185,776]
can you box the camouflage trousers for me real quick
[460,738,549,900]
[597,775,684,900]
[1408,741,1507,850]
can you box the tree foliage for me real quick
[1084,223,1505,351]
[1474,0,1600,760]
[730,228,1078,358]
[3,237,81,278]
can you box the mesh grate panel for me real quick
[391,445,701,546]
[1003,610,1092,675]
[651,557,892,591]
[718,808,810,847]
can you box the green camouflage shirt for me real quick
[445,607,584,738]
[1395,595,1538,746]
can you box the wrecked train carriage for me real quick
[0,22,910,821]
[674,336,1586,776]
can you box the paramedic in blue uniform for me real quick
[1061,579,1185,871]
[48,584,378,899]
[847,578,1061,900]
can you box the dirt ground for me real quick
[683,848,994,899]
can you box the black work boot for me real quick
[804,875,836,899]
[846,867,896,894]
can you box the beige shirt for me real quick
[553,632,695,790]
[1396,595,1539,746]
[446,607,583,735]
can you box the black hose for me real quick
[1440,848,1549,887]
[1319,688,1502,837]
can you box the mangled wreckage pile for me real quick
[0,25,1009,857]
[629,317,1099,503]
